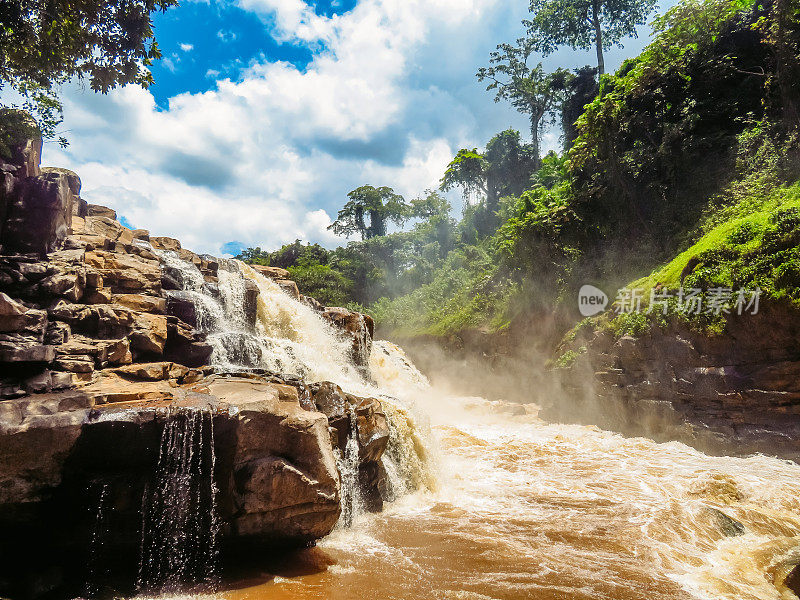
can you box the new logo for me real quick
[578,285,608,317]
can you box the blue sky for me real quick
[44,0,675,256]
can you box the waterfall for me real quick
[136,408,219,594]
[155,252,434,527]
[158,250,267,369]
[237,261,365,387]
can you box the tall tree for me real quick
[477,37,570,163]
[525,0,657,75]
[441,131,539,207]
[409,190,451,220]
[0,0,176,143]
[561,66,599,150]
[441,131,540,236]
[328,185,409,240]
[439,149,488,204]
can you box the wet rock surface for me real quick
[0,371,392,597]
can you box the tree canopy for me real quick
[0,0,176,141]
[328,185,409,240]
[524,0,657,74]
[477,37,571,161]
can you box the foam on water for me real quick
[152,250,800,600]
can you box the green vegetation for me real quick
[525,0,658,74]
[240,0,800,350]
[0,0,175,146]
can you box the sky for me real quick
[41,0,676,256]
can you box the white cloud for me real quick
[161,57,177,72]
[216,29,238,42]
[43,0,656,256]
[180,43,194,52]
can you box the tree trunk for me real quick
[592,0,605,76]
[530,103,547,170]
[530,115,542,170]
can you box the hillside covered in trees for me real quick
[238,0,800,355]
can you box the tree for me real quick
[328,185,409,240]
[484,129,540,207]
[560,66,599,150]
[525,0,657,75]
[477,37,571,163]
[441,130,539,235]
[410,190,451,220]
[440,149,488,204]
[0,0,176,143]
[268,240,329,268]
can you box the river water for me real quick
[155,254,800,600]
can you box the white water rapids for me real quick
[154,252,800,600]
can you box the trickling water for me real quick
[84,482,109,598]
[336,406,364,529]
[137,408,219,594]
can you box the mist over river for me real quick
[208,344,800,600]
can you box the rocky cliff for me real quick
[550,302,800,461]
[0,118,391,598]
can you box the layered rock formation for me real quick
[550,302,800,461]
[0,119,390,598]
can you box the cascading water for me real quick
[136,408,220,594]
[84,482,110,598]
[157,252,433,506]
[135,250,800,600]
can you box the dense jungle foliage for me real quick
[240,0,800,343]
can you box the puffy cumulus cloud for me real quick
[42,0,569,255]
[236,0,337,42]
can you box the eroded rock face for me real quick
[206,378,341,541]
[0,131,214,396]
[322,307,374,369]
[309,381,390,511]
[0,116,393,597]
[552,301,800,461]
[0,374,350,597]
[3,171,75,255]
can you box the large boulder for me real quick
[0,109,42,179]
[322,307,374,368]
[0,374,342,597]
[251,265,290,279]
[3,172,75,255]
[163,315,213,367]
[310,381,390,512]
[206,378,341,542]
[0,292,47,336]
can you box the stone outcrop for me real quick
[321,307,375,370]
[0,370,392,597]
[0,118,389,598]
[551,301,800,461]
[309,381,390,511]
